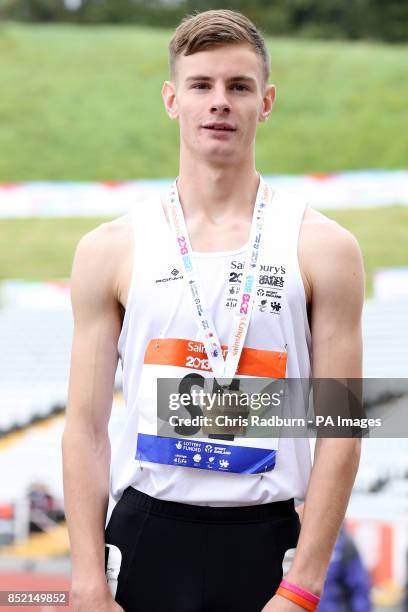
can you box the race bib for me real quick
[135,338,287,474]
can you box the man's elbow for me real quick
[61,415,110,456]
[315,437,362,468]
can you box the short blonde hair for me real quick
[169,9,270,84]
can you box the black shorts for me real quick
[104,486,300,612]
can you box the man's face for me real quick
[162,43,275,164]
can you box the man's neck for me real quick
[176,156,260,224]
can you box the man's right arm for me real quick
[62,223,126,611]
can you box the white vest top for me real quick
[110,183,312,507]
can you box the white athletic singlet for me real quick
[109,182,312,508]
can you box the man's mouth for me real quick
[202,123,236,132]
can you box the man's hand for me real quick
[261,593,307,611]
[72,583,125,612]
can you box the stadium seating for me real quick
[0,289,122,434]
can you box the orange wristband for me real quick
[276,586,317,611]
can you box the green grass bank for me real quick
[0,23,407,181]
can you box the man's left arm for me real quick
[264,221,365,610]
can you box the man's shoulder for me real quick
[71,215,133,302]
[75,214,133,260]
[299,207,364,302]
[301,206,362,260]
[81,213,132,241]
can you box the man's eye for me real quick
[192,83,210,89]
[232,83,249,91]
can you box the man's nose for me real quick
[210,87,230,113]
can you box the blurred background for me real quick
[0,1,408,610]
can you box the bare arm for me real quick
[263,217,365,611]
[62,223,126,609]
[285,220,365,595]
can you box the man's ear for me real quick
[259,83,276,123]
[162,80,178,120]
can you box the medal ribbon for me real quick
[165,175,274,382]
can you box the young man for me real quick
[62,9,364,612]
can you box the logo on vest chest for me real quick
[226,260,286,315]
[155,268,184,284]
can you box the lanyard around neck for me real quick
[165,175,274,383]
